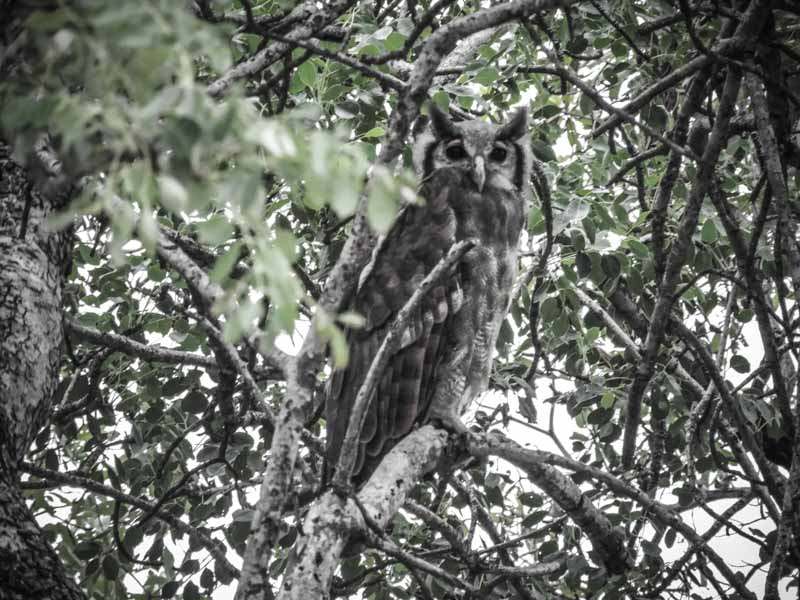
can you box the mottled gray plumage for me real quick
[326,105,532,483]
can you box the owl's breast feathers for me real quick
[325,168,526,483]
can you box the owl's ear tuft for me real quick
[429,103,460,139]
[496,107,529,141]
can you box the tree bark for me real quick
[0,141,84,599]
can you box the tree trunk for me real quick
[0,141,84,599]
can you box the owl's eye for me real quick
[445,144,468,160]
[489,146,508,162]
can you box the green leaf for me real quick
[274,229,297,262]
[626,239,650,258]
[701,219,719,243]
[210,240,244,282]
[329,326,349,369]
[665,528,676,548]
[297,61,317,88]
[197,215,234,246]
[551,314,569,337]
[158,175,189,212]
[474,68,499,86]
[367,173,399,234]
[338,311,366,328]
[362,126,385,139]
[579,93,594,115]
[384,31,406,52]
[316,310,350,368]
[642,104,669,130]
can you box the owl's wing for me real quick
[325,172,466,483]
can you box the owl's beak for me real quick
[471,156,486,192]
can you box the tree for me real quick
[1,0,799,598]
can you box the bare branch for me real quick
[64,318,218,368]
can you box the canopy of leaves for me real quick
[3,1,800,599]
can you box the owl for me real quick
[325,104,532,483]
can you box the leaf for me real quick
[102,554,119,580]
[338,311,366,328]
[362,126,385,139]
[540,297,561,321]
[665,528,676,548]
[210,240,244,282]
[579,92,594,115]
[181,390,208,414]
[641,540,661,557]
[316,310,350,368]
[200,569,214,589]
[576,252,592,278]
[297,61,317,88]
[730,355,750,373]
[601,254,621,279]
[158,175,188,212]
[530,139,557,162]
[518,395,537,422]
[551,314,569,337]
[384,31,406,52]
[373,25,393,40]
[162,581,180,599]
[701,219,719,243]
[329,326,350,369]
[642,104,669,130]
[474,68,499,86]
[197,215,234,246]
[626,239,650,258]
[367,176,399,234]
[74,541,102,559]
[553,199,590,236]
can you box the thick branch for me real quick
[276,426,449,600]
[65,318,218,368]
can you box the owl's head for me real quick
[413,104,532,193]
